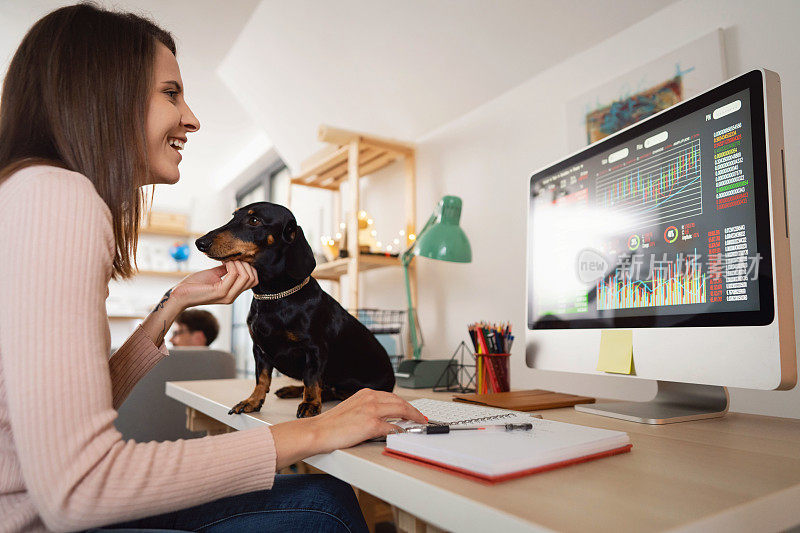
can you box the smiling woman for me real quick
[146,45,200,185]
[0,3,423,532]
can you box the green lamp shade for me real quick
[415,196,472,263]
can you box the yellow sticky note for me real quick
[597,330,633,374]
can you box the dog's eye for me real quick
[247,216,261,226]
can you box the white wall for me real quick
[214,0,800,417]
[395,0,800,418]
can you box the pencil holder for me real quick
[475,353,510,394]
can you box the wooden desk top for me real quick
[166,377,800,533]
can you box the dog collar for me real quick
[252,276,310,300]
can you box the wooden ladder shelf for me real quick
[288,125,417,311]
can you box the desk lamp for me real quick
[401,195,472,360]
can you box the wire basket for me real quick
[351,308,408,372]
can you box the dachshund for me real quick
[195,202,396,418]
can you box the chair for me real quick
[114,348,236,442]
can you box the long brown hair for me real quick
[0,3,176,279]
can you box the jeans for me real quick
[94,474,369,533]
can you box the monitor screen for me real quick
[528,71,774,329]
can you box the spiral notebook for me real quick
[402,398,542,427]
[375,399,542,443]
[386,400,631,484]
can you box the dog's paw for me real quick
[228,397,265,415]
[275,385,304,399]
[296,401,321,418]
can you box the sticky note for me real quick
[597,330,634,374]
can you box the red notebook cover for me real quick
[382,444,632,485]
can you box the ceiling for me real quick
[219,0,680,170]
[1,0,679,199]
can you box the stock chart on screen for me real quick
[529,88,760,324]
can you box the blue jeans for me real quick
[96,474,369,532]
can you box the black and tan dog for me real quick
[195,202,395,418]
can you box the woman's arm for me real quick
[108,325,169,409]
[109,262,257,408]
[106,291,180,409]
[141,286,185,347]
[0,172,275,531]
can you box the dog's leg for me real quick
[296,380,323,418]
[321,386,351,402]
[229,359,273,415]
[296,345,324,418]
[275,385,304,399]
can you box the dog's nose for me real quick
[195,236,211,252]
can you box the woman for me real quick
[0,4,425,532]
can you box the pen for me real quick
[403,423,533,434]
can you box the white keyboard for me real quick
[403,398,540,427]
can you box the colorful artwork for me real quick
[585,67,690,145]
[566,30,726,151]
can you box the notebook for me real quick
[374,399,542,442]
[384,417,631,484]
[452,389,596,412]
[404,398,542,426]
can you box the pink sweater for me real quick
[0,166,277,532]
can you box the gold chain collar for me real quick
[252,276,310,301]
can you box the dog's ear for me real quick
[282,218,298,244]
[284,224,316,280]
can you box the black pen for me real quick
[403,423,533,434]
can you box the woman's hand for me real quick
[136,261,257,348]
[170,261,258,309]
[270,389,428,469]
[313,389,428,453]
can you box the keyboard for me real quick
[402,398,540,427]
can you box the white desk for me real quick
[166,377,800,533]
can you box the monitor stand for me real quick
[574,381,729,424]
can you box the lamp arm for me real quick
[401,212,437,266]
[401,211,437,359]
[403,261,422,359]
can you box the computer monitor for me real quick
[525,69,796,424]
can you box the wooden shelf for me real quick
[290,125,415,191]
[136,269,196,278]
[291,145,400,190]
[289,124,416,310]
[140,227,204,239]
[108,314,146,320]
[313,255,401,281]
